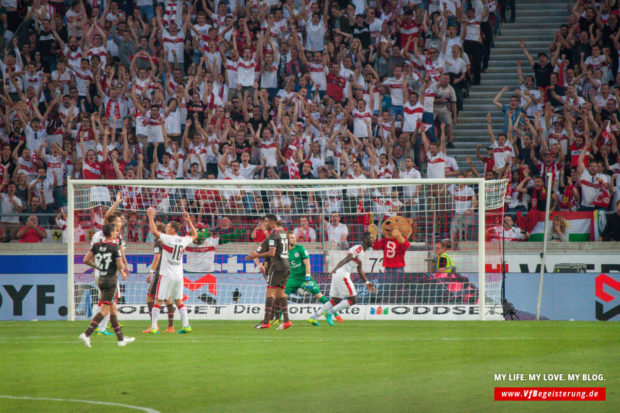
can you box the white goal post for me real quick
[67,178,508,321]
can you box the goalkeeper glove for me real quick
[301,274,313,292]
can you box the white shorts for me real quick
[155,274,183,301]
[329,269,357,298]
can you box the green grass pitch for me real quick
[0,321,617,413]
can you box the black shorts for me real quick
[266,264,290,289]
[147,272,161,297]
[98,276,119,305]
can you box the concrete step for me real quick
[456,112,502,118]
[512,7,568,11]
[450,0,565,169]
[453,131,494,136]
[511,6,569,12]
[495,38,555,44]
[500,24,564,31]
[453,127,499,133]
[473,71,534,80]
[498,16,567,22]
[456,119,501,125]
[492,48,552,54]
[496,39,555,45]
[489,50,547,57]
[456,116,502,123]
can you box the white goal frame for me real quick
[67,178,499,321]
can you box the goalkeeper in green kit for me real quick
[282,230,343,326]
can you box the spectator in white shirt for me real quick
[448,176,477,248]
[0,182,23,242]
[24,118,47,153]
[294,216,317,242]
[29,167,55,212]
[489,215,529,242]
[305,10,328,52]
[351,99,373,139]
[423,127,447,179]
[486,112,515,174]
[326,212,348,246]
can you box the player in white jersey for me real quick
[146,208,197,334]
[143,222,177,334]
[307,232,376,326]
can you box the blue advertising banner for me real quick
[0,274,68,320]
[506,273,620,321]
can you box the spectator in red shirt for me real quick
[399,10,420,51]
[250,219,267,242]
[102,145,128,179]
[326,63,346,103]
[17,215,47,243]
[475,143,495,174]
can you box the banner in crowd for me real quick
[593,210,607,241]
[527,211,593,241]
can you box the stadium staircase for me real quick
[451,0,570,171]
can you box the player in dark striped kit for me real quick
[80,223,134,347]
[245,214,291,329]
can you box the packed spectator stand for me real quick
[0,0,618,244]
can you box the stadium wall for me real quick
[0,244,618,321]
[0,263,618,322]
[0,271,617,321]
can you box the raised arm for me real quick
[104,192,124,222]
[183,211,198,242]
[146,207,161,239]
[492,86,509,110]
[516,60,524,85]
[519,39,536,67]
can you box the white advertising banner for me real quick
[110,304,505,321]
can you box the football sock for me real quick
[272,303,281,321]
[166,304,175,327]
[279,297,289,323]
[319,296,339,316]
[178,305,189,328]
[99,314,110,331]
[85,313,104,337]
[147,301,154,318]
[311,299,334,319]
[151,305,161,329]
[110,315,124,341]
[263,297,274,324]
[330,298,354,314]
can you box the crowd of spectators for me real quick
[485,0,620,242]
[0,0,501,243]
[0,0,618,244]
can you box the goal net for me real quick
[67,178,508,321]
